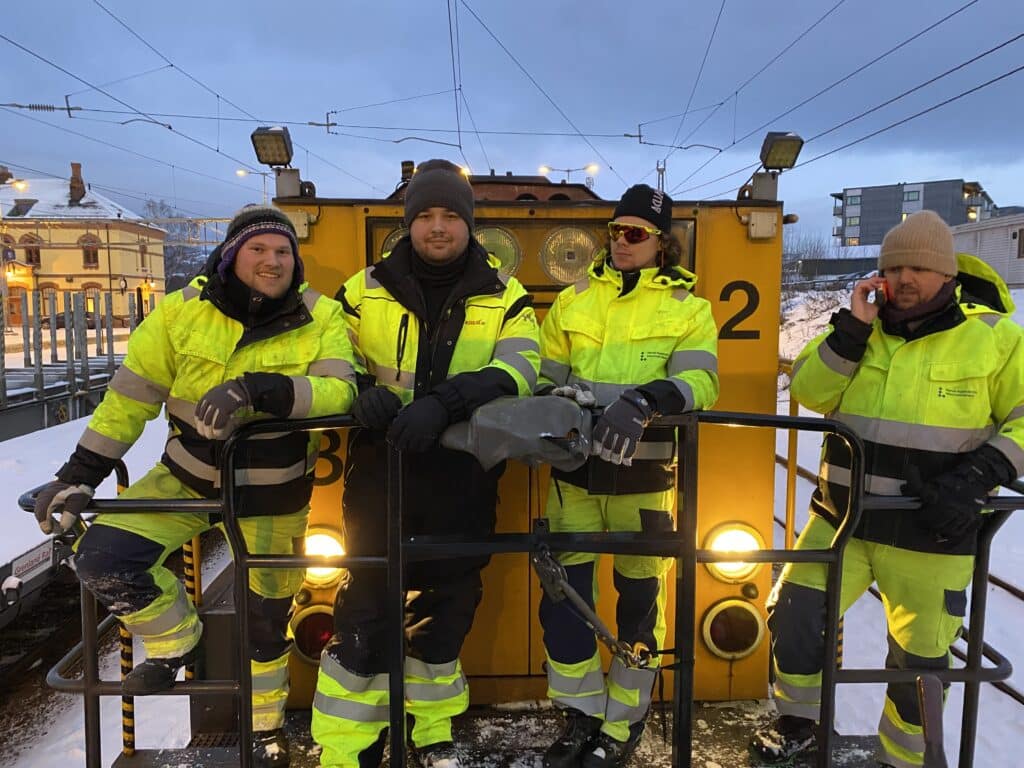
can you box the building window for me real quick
[846,216,860,226]
[1018,230,1024,260]
[20,234,42,266]
[138,242,147,270]
[903,190,920,202]
[845,237,860,247]
[80,234,101,269]
[39,284,59,315]
[82,284,102,315]
[846,195,861,205]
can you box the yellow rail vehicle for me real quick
[273,172,787,707]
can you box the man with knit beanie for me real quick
[311,160,540,768]
[33,204,358,768]
[751,210,1024,767]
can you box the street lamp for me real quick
[236,169,271,205]
[538,163,599,182]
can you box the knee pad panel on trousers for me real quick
[885,633,948,725]
[540,562,597,664]
[406,574,484,664]
[248,592,294,663]
[74,524,166,615]
[613,571,659,649]
[768,582,827,676]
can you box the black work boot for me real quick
[122,648,197,695]
[252,728,290,768]
[749,715,817,762]
[544,708,603,768]
[411,740,463,768]
[581,721,645,768]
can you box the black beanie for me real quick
[403,159,475,230]
[216,204,302,284]
[613,184,672,233]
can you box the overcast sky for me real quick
[2,0,1022,234]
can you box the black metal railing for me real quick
[27,409,1018,767]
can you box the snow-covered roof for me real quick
[0,178,143,222]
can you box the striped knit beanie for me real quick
[217,204,302,284]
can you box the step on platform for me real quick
[112,701,881,767]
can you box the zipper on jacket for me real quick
[396,313,409,382]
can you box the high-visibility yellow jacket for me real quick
[539,254,719,494]
[791,253,1024,553]
[71,275,358,517]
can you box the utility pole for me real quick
[656,160,666,192]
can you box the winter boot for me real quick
[252,728,290,768]
[581,721,645,768]
[544,708,603,768]
[412,740,463,768]
[749,715,817,762]
[122,648,197,695]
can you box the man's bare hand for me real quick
[851,276,887,324]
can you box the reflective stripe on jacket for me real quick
[81,276,358,516]
[539,254,719,494]
[791,253,1024,553]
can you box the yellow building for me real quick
[0,163,165,326]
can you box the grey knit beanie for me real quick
[878,210,956,276]
[403,159,475,230]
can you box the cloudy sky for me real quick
[2,0,1021,234]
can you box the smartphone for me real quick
[873,281,891,307]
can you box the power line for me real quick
[459,0,627,185]
[0,30,259,172]
[0,158,210,217]
[461,91,493,172]
[675,29,1024,195]
[0,107,258,193]
[446,0,471,170]
[671,0,979,192]
[90,0,382,193]
[665,0,727,160]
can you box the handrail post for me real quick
[957,510,1009,768]
[387,443,407,768]
[221,433,253,768]
[671,414,699,767]
[785,394,799,549]
[81,582,103,768]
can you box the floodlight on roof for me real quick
[251,126,294,167]
[759,132,804,171]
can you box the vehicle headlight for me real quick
[304,527,345,587]
[701,599,766,660]
[703,523,764,583]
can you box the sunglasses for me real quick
[607,222,662,244]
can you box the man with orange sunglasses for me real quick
[536,185,720,768]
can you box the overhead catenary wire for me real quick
[446,0,472,171]
[664,0,727,162]
[459,0,627,185]
[669,0,980,193]
[89,0,382,193]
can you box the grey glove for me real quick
[591,389,654,466]
[195,379,251,439]
[34,480,95,535]
[550,382,597,408]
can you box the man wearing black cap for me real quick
[536,185,720,768]
[311,160,540,768]
[33,204,359,768]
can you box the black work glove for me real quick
[387,395,451,453]
[902,446,1014,543]
[591,389,655,466]
[34,481,95,535]
[352,386,403,430]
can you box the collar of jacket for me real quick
[878,292,964,341]
[370,235,506,319]
[955,251,1015,316]
[589,250,698,292]
[196,273,313,346]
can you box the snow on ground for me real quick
[0,287,1021,767]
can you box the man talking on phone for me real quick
[751,210,1024,767]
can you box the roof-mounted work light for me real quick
[251,126,294,167]
[759,132,804,172]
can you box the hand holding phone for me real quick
[873,280,891,307]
